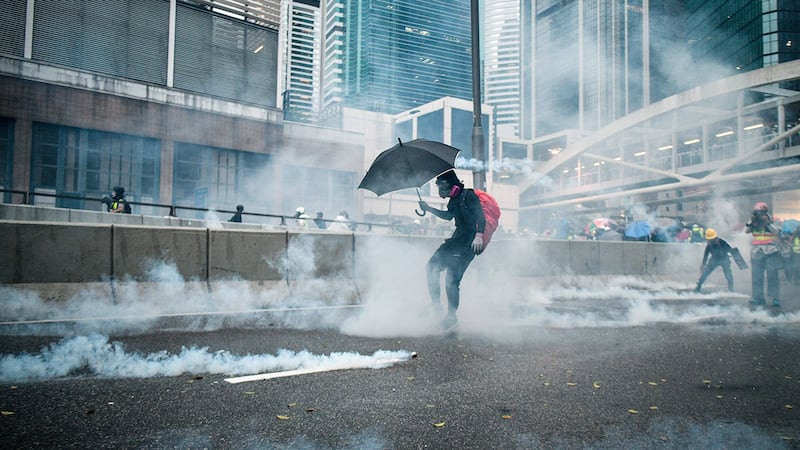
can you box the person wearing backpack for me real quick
[417,169,486,330]
[103,186,131,214]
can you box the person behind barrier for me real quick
[102,186,131,214]
[789,225,800,285]
[694,228,734,293]
[328,210,353,232]
[293,206,310,229]
[228,204,244,223]
[314,211,328,229]
[746,201,782,307]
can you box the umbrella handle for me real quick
[415,188,426,217]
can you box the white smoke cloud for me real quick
[0,333,413,383]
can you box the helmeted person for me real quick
[293,206,310,229]
[746,201,782,307]
[105,186,131,214]
[694,228,734,293]
[417,169,485,329]
[791,225,800,285]
[690,224,705,244]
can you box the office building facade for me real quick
[0,0,362,219]
[484,0,523,138]
[278,0,322,123]
[337,0,474,114]
[507,0,800,230]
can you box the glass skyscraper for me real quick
[484,0,523,138]
[683,0,800,84]
[525,0,800,139]
[278,0,322,123]
[337,0,474,114]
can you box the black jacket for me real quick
[437,189,486,247]
[702,238,732,264]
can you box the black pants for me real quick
[426,241,475,315]
[751,251,782,303]
[696,258,733,291]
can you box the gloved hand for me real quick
[472,232,484,255]
[418,201,429,212]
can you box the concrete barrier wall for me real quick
[0,221,111,283]
[0,220,707,286]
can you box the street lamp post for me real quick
[471,0,485,190]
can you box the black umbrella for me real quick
[357,138,461,197]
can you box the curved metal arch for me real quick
[519,59,800,209]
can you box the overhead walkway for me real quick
[518,59,800,218]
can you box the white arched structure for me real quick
[519,59,800,217]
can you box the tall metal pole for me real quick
[470,0,485,190]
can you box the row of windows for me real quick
[0,121,355,217]
[0,0,278,108]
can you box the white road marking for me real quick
[0,304,363,326]
[224,357,408,384]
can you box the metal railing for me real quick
[0,188,397,233]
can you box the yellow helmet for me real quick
[704,228,717,240]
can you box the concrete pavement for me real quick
[1,312,799,449]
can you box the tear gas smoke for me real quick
[2,238,798,340]
[0,333,412,383]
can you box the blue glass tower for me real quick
[341,0,473,114]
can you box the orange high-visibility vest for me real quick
[751,229,774,245]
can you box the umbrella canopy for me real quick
[624,220,651,239]
[585,218,615,235]
[358,139,461,197]
[782,218,800,234]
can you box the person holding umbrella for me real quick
[417,169,486,330]
[694,228,734,293]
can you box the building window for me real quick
[281,165,356,219]
[30,123,160,210]
[0,119,13,200]
[173,143,272,214]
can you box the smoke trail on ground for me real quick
[0,333,413,383]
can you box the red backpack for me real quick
[472,189,501,246]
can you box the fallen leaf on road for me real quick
[276,415,290,420]
[305,408,315,412]
[502,415,512,419]
[648,382,658,386]
[702,380,711,384]
[716,395,723,399]
[627,409,640,414]
[243,392,255,395]
[288,402,297,407]
[426,404,435,408]
[592,382,601,389]
[543,382,550,386]
[1,411,15,416]
[785,405,794,409]
[566,382,577,386]
[407,377,415,380]
[649,406,658,410]
[433,422,446,428]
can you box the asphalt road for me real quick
[1,314,799,449]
